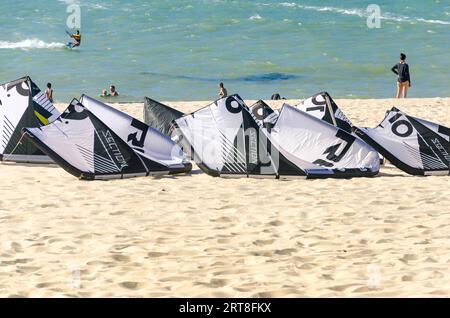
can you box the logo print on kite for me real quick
[306,95,326,113]
[313,130,356,167]
[251,103,266,121]
[389,113,413,138]
[127,119,149,153]
[225,96,244,114]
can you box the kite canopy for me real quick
[296,91,353,133]
[0,76,59,163]
[267,103,380,177]
[143,97,184,137]
[173,95,308,178]
[250,100,379,177]
[354,107,450,176]
[296,92,386,165]
[23,99,191,180]
[173,95,379,179]
[249,100,279,130]
[80,95,191,173]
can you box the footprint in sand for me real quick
[268,220,283,227]
[210,216,233,223]
[252,239,274,246]
[352,286,372,293]
[196,278,229,288]
[376,239,392,244]
[109,211,127,216]
[11,242,23,253]
[119,282,141,290]
[274,248,297,256]
[401,275,414,281]
[252,289,299,298]
[147,252,168,258]
[16,266,40,274]
[430,290,447,295]
[400,254,418,263]
[429,271,444,279]
[298,263,316,270]
[111,254,131,262]
[36,282,55,288]
[250,250,273,257]
[40,203,59,209]
[328,284,360,292]
[321,274,334,280]
[7,294,28,298]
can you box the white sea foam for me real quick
[0,39,66,50]
[249,14,263,20]
[279,2,297,7]
[57,0,108,10]
[278,3,450,25]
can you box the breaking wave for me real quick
[278,3,450,25]
[0,39,66,50]
[249,14,263,21]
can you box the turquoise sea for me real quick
[0,0,449,102]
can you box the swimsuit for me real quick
[391,63,410,84]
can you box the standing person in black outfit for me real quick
[391,53,411,98]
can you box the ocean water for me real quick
[0,0,449,102]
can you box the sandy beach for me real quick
[1,97,449,298]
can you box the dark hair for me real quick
[110,85,115,90]
[271,93,281,100]
[219,82,224,88]
[77,30,80,34]
[47,83,52,88]
[400,53,406,61]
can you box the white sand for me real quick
[0,97,449,297]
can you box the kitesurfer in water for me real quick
[391,53,411,98]
[219,83,227,98]
[69,30,82,48]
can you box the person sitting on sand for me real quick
[219,83,227,98]
[391,53,411,98]
[100,89,110,98]
[110,85,119,97]
[45,83,53,103]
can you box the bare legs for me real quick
[403,81,409,98]
[396,82,402,98]
[396,81,409,98]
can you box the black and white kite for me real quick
[80,95,191,173]
[143,97,184,137]
[354,107,450,176]
[0,76,59,163]
[250,100,380,178]
[173,95,306,178]
[296,91,353,133]
[249,100,279,130]
[23,98,191,180]
[174,95,379,179]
